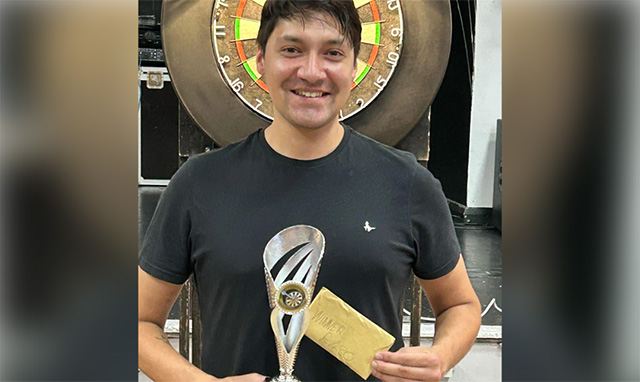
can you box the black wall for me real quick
[428,0,475,205]
[140,84,179,180]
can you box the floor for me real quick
[138,186,502,381]
[402,226,502,327]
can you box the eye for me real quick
[326,50,346,61]
[281,47,301,55]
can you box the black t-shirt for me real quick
[139,125,461,381]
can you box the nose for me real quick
[297,54,327,83]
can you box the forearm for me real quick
[430,301,481,375]
[139,321,215,382]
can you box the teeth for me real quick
[294,90,324,98]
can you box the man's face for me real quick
[256,13,357,131]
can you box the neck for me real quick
[264,119,344,160]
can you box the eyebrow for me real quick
[280,34,346,46]
[281,35,302,43]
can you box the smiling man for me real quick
[138,1,480,382]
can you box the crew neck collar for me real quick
[258,123,351,167]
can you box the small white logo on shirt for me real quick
[364,221,376,232]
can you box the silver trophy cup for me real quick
[263,225,325,382]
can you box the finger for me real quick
[240,373,267,382]
[372,359,434,381]
[387,346,437,357]
[371,366,436,382]
[371,367,423,382]
[253,374,268,382]
[375,350,439,368]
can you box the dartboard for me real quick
[212,0,404,121]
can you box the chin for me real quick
[294,121,334,131]
[295,122,328,130]
[287,114,338,131]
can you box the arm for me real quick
[138,266,214,382]
[139,267,267,382]
[420,254,482,374]
[371,254,481,381]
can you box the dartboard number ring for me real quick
[212,0,404,121]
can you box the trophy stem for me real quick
[269,309,310,382]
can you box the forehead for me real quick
[269,13,347,45]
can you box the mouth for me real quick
[291,90,330,98]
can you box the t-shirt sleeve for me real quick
[409,163,461,280]
[138,161,194,285]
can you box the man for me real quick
[138,1,481,381]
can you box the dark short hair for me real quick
[257,0,362,60]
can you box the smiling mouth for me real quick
[292,90,329,98]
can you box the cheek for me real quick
[331,70,355,91]
[268,62,298,85]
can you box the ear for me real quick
[256,46,265,76]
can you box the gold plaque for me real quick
[305,288,395,379]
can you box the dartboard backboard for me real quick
[162,0,451,146]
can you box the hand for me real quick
[371,347,444,382]
[217,373,268,382]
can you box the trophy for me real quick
[263,225,325,382]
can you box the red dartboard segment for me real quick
[234,0,248,62]
[235,40,247,63]
[371,0,380,21]
[235,0,247,18]
[352,0,381,89]
[367,0,381,68]
[368,45,380,68]
[257,79,269,92]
